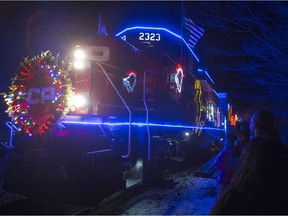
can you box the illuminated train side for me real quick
[4,26,240,204]
[61,27,228,186]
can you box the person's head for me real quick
[250,109,275,138]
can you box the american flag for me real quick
[183,17,204,49]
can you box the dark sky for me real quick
[0,1,184,89]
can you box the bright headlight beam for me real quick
[73,60,85,69]
[74,49,85,60]
[68,95,87,108]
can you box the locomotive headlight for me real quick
[74,49,85,60]
[68,95,87,108]
[73,60,85,69]
[73,48,86,70]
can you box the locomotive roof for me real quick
[115,26,200,62]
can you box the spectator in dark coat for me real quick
[210,110,288,215]
[210,137,288,215]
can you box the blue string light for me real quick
[61,120,225,131]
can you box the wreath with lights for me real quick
[4,51,74,137]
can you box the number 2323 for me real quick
[139,32,161,41]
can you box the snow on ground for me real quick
[112,169,217,215]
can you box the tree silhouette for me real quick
[188,1,288,138]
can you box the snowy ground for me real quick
[111,169,218,215]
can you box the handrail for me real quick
[95,62,132,158]
[6,116,18,148]
[143,69,157,161]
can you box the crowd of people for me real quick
[210,109,288,215]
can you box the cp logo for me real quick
[27,87,55,104]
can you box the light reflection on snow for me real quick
[113,170,217,215]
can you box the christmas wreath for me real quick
[4,51,74,137]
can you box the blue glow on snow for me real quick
[115,26,199,62]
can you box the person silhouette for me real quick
[210,110,288,215]
[249,109,280,141]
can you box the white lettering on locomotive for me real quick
[28,87,55,104]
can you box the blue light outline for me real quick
[115,26,199,62]
[198,68,215,84]
[61,120,225,131]
[205,71,215,84]
[213,90,219,98]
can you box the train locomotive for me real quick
[3,26,229,204]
